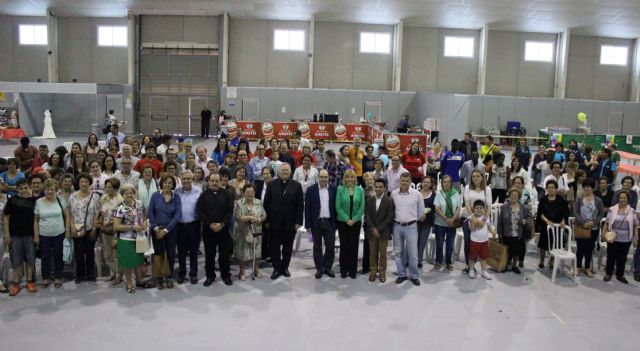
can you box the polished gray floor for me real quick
[1,135,639,351]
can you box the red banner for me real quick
[384,133,429,156]
[309,123,334,140]
[273,122,298,139]
[235,121,262,140]
[345,123,370,142]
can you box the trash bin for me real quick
[91,123,102,136]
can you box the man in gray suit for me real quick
[364,178,395,283]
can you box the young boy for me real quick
[3,179,38,295]
[467,200,495,280]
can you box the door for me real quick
[149,96,169,132]
[106,95,123,119]
[242,98,259,121]
[188,96,209,136]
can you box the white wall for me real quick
[228,19,309,88]
[0,16,49,82]
[58,17,129,84]
[485,31,557,98]
[566,35,634,101]
[313,22,394,91]
[141,15,219,44]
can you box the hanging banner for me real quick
[384,133,429,155]
[309,123,334,140]
[345,123,370,142]
[273,122,298,139]
[235,121,262,140]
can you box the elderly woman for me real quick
[433,175,461,271]
[96,178,123,284]
[0,158,26,197]
[497,188,533,274]
[573,178,605,278]
[335,169,365,279]
[535,179,570,269]
[34,178,71,288]
[68,173,101,283]
[603,190,638,284]
[233,183,267,280]
[137,164,158,212]
[148,175,182,289]
[113,184,151,293]
[229,166,248,200]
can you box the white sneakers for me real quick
[468,268,492,280]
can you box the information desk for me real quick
[539,130,640,154]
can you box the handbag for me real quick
[151,240,170,277]
[62,238,74,264]
[603,231,617,243]
[574,224,592,239]
[521,221,533,241]
[136,232,150,253]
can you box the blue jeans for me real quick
[434,225,456,265]
[417,222,432,264]
[393,223,419,279]
[40,233,65,280]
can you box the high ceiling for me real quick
[2,0,640,38]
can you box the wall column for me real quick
[477,25,488,95]
[222,12,229,87]
[554,28,570,99]
[47,11,58,83]
[308,16,315,89]
[127,15,135,85]
[630,38,640,102]
[392,20,403,91]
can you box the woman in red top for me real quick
[402,142,426,185]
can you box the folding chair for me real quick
[547,224,577,283]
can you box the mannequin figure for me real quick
[42,109,56,139]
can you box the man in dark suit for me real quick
[263,163,304,279]
[364,178,395,283]
[200,107,212,138]
[305,169,337,279]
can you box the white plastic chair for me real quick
[409,183,416,189]
[63,142,73,153]
[426,232,436,263]
[596,218,608,272]
[547,224,577,283]
[98,140,106,150]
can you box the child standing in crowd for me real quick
[467,200,495,280]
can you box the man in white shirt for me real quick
[249,143,270,185]
[390,172,425,286]
[195,146,212,172]
[385,155,408,194]
[542,161,568,197]
[304,169,337,278]
[114,158,140,187]
[116,144,140,170]
[311,139,327,169]
[175,170,202,285]
[106,124,125,145]
[156,134,172,160]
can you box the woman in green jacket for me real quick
[336,169,365,279]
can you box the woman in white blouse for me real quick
[462,169,492,274]
[293,155,319,196]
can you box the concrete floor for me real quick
[1,135,639,351]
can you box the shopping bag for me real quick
[136,233,150,253]
[487,238,508,272]
[63,238,74,264]
[2,251,10,285]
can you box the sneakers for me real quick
[481,271,492,280]
[26,281,37,293]
[462,267,470,274]
[9,283,21,296]
[469,269,477,279]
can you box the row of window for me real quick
[18,24,631,66]
[19,24,127,47]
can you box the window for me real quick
[19,24,47,45]
[98,26,128,47]
[524,41,554,62]
[443,36,474,58]
[600,45,628,66]
[360,32,391,54]
[273,29,305,51]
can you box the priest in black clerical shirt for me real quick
[196,173,234,286]
[263,163,304,279]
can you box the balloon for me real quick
[578,112,587,122]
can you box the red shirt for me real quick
[290,150,303,168]
[32,155,49,169]
[401,151,426,179]
[134,158,163,178]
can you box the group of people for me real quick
[0,126,638,297]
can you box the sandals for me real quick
[41,280,50,288]
[54,280,62,288]
[165,279,174,289]
[126,283,136,294]
[238,273,248,281]
[135,281,152,289]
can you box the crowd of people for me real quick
[0,126,638,296]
